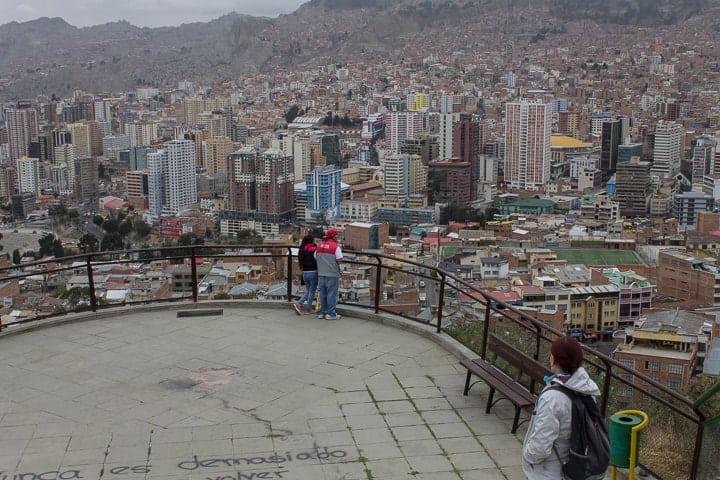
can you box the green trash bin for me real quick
[610,412,644,468]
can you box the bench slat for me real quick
[461,333,553,434]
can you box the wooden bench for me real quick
[461,333,552,433]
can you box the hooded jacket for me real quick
[522,366,601,480]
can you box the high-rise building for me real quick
[6,105,39,162]
[382,154,409,199]
[126,169,149,212]
[674,191,714,232]
[68,122,92,158]
[504,101,552,191]
[184,130,209,168]
[124,122,159,147]
[0,164,17,204]
[54,144,78,194]
[16,156,40,196]
[321,133,342,168]
[651,120,683,178]
[221,147,295,236]
[400,135,439,165]
[75,157,98,204]
[147,139,197,217]
[429,112,460,160]
[453,113,483,200]
[305,166,342,223]
[558,111,581,139]
[600,119,622,178]
[386,111,428,152]
[691,137,717,191]
[428,158,473,205]
[205,137,233,175]
[615,157,652,217]
[617,143,644,164]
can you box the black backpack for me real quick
[548,385,611,480]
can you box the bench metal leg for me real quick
[511,406,521,434]
[485,388,495,414]
[463,370,472,396]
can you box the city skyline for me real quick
[0,0,307,28]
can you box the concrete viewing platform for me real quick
[0,303,526,480]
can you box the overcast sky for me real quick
[1,0,308,28]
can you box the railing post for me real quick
[190,246,198,303]
[436,272,446,333]
[481,298,491,359]
[86,254,97,312]
[374,256,382,314]
[692,421,705,479]
[599,359,612,417]
[287,247,293,302]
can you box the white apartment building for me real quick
[147,139,197,217]
[651,120,683,179]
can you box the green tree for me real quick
[102,218,119,234]
[79,233,99,253]
[133,219,151,239]
[118,220,132,236]
[100,232,124,251]
[485,206,501,222]
[284,105,300,124]
[12,249,21,265]
[235,229,264,245]
[59,286,91,308]
[92,215,104,226]
[38,233,56,257]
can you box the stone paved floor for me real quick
[0,304,526,480]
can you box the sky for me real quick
[1,0,308,28]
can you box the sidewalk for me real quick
[0,304,525,479]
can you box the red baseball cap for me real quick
[324,229,338,238]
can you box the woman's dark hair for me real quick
[300,234,314,247]
[551,335,584,374]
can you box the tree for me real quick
[118,220,132,236]
[38,233,56,257]
[284,105,300,124]
[100,232,124,251]
[234,229,263,245]
[93,215,104,226]
[102,218,119,233]
[485,206,501,222]
[12,249,21,265]
[133,219,151,239]
[79,233,99,253]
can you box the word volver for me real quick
[204,472,286,480]
[178,448,348,470]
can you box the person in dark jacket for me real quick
[294,235,318,315]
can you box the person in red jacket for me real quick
[314,229,343,320]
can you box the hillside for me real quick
[0,0,718,99]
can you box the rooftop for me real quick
[0,303,526,480]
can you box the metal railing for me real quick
[0,244,715,479]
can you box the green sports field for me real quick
[553,249,641,266]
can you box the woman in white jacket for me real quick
[522,335,601,480]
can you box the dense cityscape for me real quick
[1,0,720,424]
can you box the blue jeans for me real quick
[317,275,339,316]
[297,270,318,312]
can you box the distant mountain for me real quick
[0,0,717,99]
